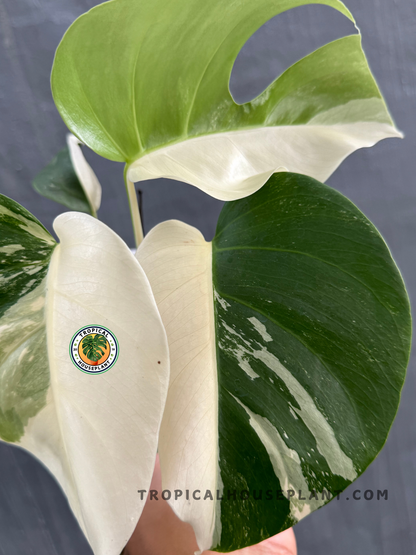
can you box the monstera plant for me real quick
[0,1,411,555]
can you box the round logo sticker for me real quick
[70,325,119,374]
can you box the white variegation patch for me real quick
[0,244,24,255]
[128,122,401,201]
[218,321,260,380]
[219,319,357,482]
[248,317,273,343]
[214,290,230,311]
[232,395,325,521]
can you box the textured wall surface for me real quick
[0,0,415,554]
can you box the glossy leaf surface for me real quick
[52,0,401,200]
[137,173,411,551]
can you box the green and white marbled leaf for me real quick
[136,172,411,552]
[0,196,55,441]
[0,194,169,555]
[52,0,401,201]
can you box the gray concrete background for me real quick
[0,0,415,553]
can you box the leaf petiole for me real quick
[124,164,144,247]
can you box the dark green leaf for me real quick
[32,136,102,217]
[212,173,411,549]
[33,146,93,214]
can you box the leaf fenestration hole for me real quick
[230,4,356,105]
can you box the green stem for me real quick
[124,164,144,247]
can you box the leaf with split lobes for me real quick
[52,0,401,201]
[0,194,169,555]
[32,134,101,216]
[136,172,411,552]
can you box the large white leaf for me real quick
[137,220,217,550]
[0,195,169,555]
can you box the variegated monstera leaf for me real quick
[0,194,169,555]
[136,172,411,552]
[52,0,401,201]
[33,134,102,216]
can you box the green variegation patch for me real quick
[137,172,411,552]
